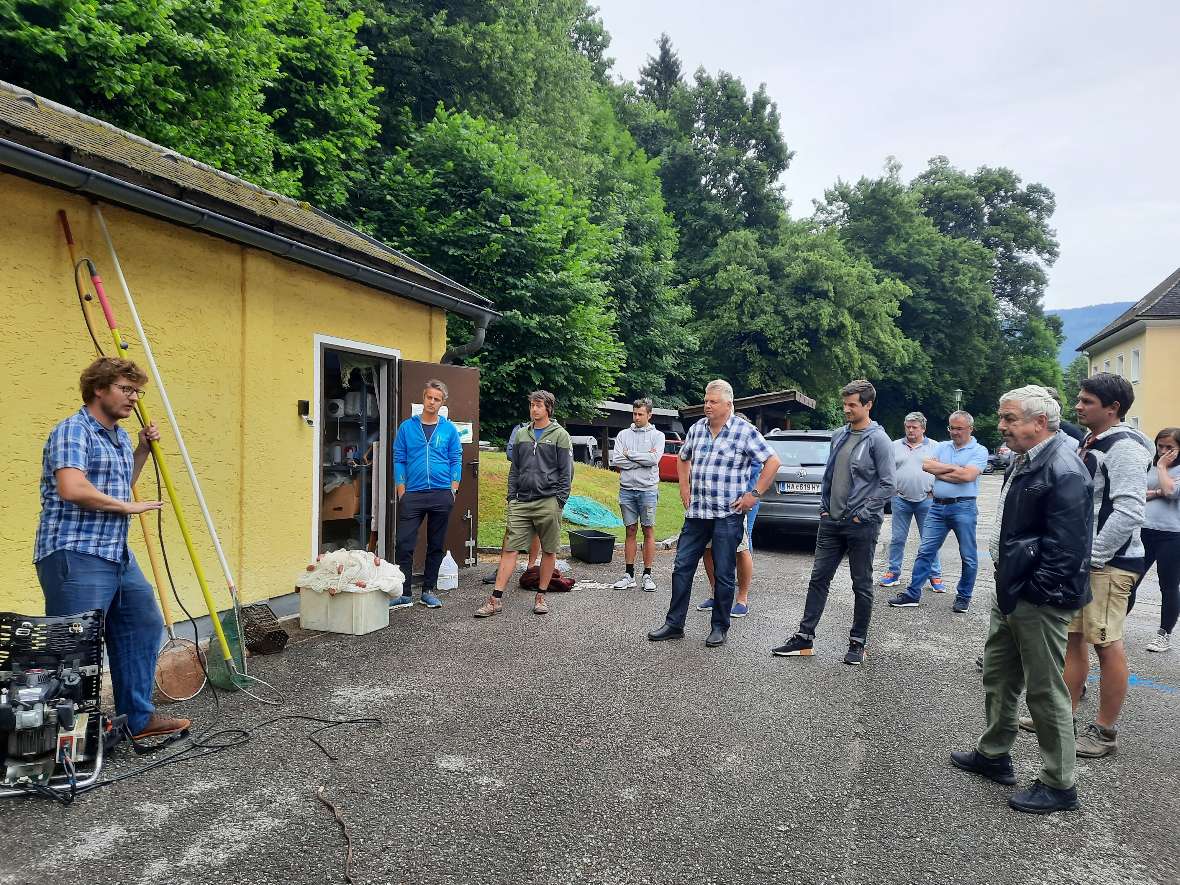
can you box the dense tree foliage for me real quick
[0,6,1066,432]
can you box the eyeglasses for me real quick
[114,384,146,399]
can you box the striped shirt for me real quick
[680,415,775,520]
[33,408,134,563]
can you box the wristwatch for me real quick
[749,489,761,498]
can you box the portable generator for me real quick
[0,610,106,799]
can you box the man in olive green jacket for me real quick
[476,391,573,618]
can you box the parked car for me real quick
[987,444,1012,473]
[569,435,604,469]
[756,429,835,536]
[658,439,683,482]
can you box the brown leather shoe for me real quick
[133,713,191,739]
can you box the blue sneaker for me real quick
[731,602,749,618]
[389,594,413,609]
[696,598,715,612]
[419,592,443,609]
[879,571,901,587]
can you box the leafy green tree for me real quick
[697,223,919,407]
[0,0,379,205]
[816,161,998,427]
[914,156,1059,314]
[0,0,284,187]
[581,95,698,404]
[267,0,380,209]
[360,108,622,432]
[1061,354,1090,422]
[637,33,682,109]
[912,156,1063,393]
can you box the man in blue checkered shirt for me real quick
[33,357,189,740]
[648,380,780,648]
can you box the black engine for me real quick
[0,611,103,790]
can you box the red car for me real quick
[658,439,683,482]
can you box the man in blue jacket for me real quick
[392,380,463,609]
[773,380,895,665]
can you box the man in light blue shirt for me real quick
[888,410,988,612]
[879,412,943,590]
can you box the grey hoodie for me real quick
[610,423,666,490]
[820,421,895,524]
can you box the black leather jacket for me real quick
[995,434,1094,614]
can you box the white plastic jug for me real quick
[437,552,459,590]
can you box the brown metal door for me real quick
[397,361,480,572]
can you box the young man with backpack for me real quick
[1065,373,1153,758]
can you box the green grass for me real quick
[477,451,684,547]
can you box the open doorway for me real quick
[311,335,399,560]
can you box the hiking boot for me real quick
[843,641,866,665]
[641,574,658,592]
[1146,629,1172,653]
[772,635,814,657]
[929,576,946,593]
[696,598,715,612]
[133,714,191,740]
[952,597,971,614]
[878,571,900,587]
[949,749,1017,785]
[1075,722,1118,758]
[612,574,636,590]
[1008,780,1079,815]
[474,598,502,618]
[888,593,920,608]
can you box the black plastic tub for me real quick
[568,529,616,564]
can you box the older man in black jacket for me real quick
[951,385,1093,815]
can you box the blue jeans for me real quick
[665,514,744,631]
[619,488,658,528]
[901,499,979,603]
[887,496,942,578]
[36,549,163,734]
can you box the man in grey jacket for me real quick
[773,380,895,665]
[610,399,666,591]
[1066,373,1153,757]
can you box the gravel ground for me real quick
[2,475,1177,885]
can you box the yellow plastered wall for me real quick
[0,173,446,616]
[1087,326,1180,435]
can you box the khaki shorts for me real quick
[1069,565,1137,646]
[505,497,563,555]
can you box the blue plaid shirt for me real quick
[680,415,775,519]
[33,408,134,563]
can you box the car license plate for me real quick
[778,481,820,494]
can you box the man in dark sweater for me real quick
[951,385,1092,815]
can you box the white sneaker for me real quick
[612,574,636,590]
[642,574,657,592]
[1146,629,1172,653]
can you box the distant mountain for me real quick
[1047,302,1135,366]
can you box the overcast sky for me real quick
[593,0,1180,310]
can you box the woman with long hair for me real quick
[1129,427,1180,652]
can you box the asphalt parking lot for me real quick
[2,475,1177,884]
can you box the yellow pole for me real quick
[61,219,235,668]
[60,214,178,633]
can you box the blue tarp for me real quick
[562,495,624,528]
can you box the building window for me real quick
[1104,359,1110,372]
[1132,349,1141,382]
[1131,416,1140,430]
[1117,354,1124,376]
